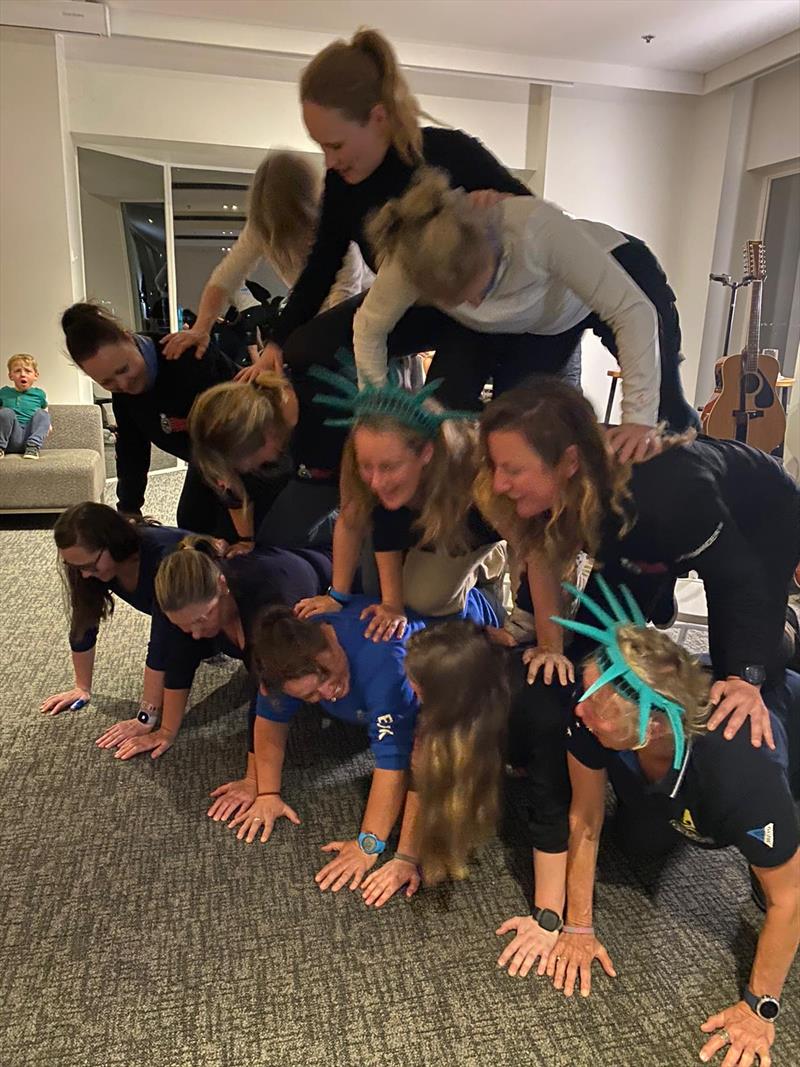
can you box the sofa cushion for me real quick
[0,450,105,511]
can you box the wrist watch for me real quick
[739,665,767,686]
[532,907,563,933]
[357,831,386,856]
[743,987,780,1021]
[137,701,160,727]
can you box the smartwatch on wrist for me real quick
[327,586,352,606]
[742,987,780,1022]
[740,665,766,687]
[357,831,386,856]
[137,702,160,727]
[532,907,563,933]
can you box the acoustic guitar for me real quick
[702,240,786,454]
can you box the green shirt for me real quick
[0,385,47,425]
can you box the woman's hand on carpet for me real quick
[361,858,421,908]
[522,647,575,686]
[496,915,559,977]
[316,840,378,892]
[113,727,176,761]
[207,776,258,823]
[699,1001,775,1066]
[360,603,408,642]
[227,794,300,844]
[40,686,90,716]
[96,717,152,750]
[546,931,616,997]
[294,594,343,620]
[707,678,775,750]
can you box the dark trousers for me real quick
[506,654,573,853]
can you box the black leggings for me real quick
[507,654,573,854]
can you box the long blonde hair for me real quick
[368,167,493,300]
[248,150,321,283]
[300,27,423,165]
[154,536,222,615]
[342,410,480,554]
[187,374,292,503]
[611,625,712,740]
[406,622,511,883]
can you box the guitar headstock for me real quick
[744,240,766,280]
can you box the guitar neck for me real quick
[744,279,763,373]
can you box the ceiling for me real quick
[107,0,799,76]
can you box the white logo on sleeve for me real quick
[376,714,394,741]
[746,822,774,848]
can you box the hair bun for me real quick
[61,302,104,333]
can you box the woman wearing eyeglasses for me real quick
[42,503,187,750]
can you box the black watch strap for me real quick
[742,986,780,1021]
[532,907,563,933]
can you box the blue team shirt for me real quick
[256,606,419,771]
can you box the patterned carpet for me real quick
[0,471,797,1067]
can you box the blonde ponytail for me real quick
[300,27,423,165]
[368,167,493,301]
[155,536,222,615]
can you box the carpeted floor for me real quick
[1,471,797,1067]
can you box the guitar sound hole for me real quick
[742,372,761,393]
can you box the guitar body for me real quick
[701,241,786,454]
[702,352,786,452]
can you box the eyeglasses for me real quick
[68,547,106,577]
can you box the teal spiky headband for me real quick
[551,575,686,769]
[310,350,475,439]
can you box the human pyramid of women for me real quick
[34,28,798,1067]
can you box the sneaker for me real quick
[23,445,40,459]
[0,449,5,458]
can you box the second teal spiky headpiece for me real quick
[309,350,475,439]
[551,575,687,769]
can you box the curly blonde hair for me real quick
[608,625,712,739]
[341,408,480,555]
[475,380,634,575]
[406,622,511,884]
[368,167,493,302]
[187,374,293,504]
[300,28,424,166]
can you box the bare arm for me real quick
[253,715,290,794]
[332,503,369,593]
[526,552,564,653]
[72,646,95,692]
[360,768,409,842]
[749,850,800,997]
[375,551,405,611]
[140,666,164,709]
[564,754,608,926]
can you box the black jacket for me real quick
[111,333,237,514]
[272,127,530,346]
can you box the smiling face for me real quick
[302,101,391,184]
[353,426,433,511]
[166,590,224,640]
[487,429,577,519]
[60,542,118,584]
[79,338,149,395]
[9,360,38,391]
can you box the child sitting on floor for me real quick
[0,354,50,458]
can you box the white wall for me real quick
[65,55,530,168]
[0,28,84,404]
[543,83,703,419]
[174,245,287,313]
[747,60,800,171]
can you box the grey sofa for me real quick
[0,404,105,513]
